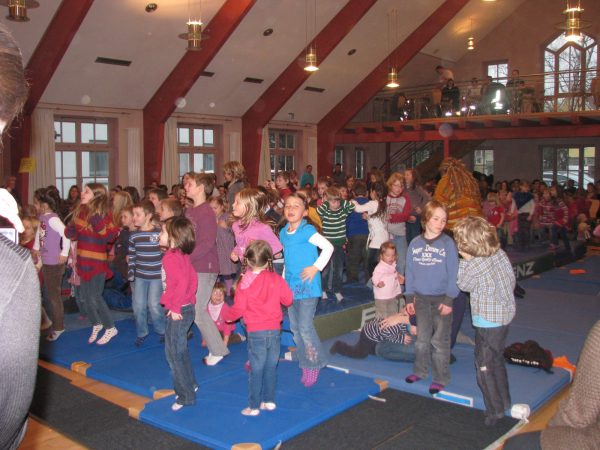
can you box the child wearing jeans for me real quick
[372,241,404,318]
[128,200,165,346]
[317,186,355,302]
[159,216,199,411]
[453,216,516,426]
[224,240,293,416]
[404,200,459,395]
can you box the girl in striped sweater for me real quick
[65,183,119,345]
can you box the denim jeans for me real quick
[247,329,280,409]
[475,325,511,418]
[391,233,408,275]
[551,225,572,253]
[346,234,367,282]
[195,272,229,357]
[413,294,452,385]
[450,291,468,349]
[133,278,165,337]
[375,340,416,362]
[366,248,379,281]
[80,273,114,328]
[41,263,66,331]
[288,298,327,369]
[405,216,422,246]
[321,245,345,292]
[165,304,197,406]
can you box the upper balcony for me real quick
[337,69,600,144]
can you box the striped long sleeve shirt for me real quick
[128,228,163,280]
[317,200,355,246]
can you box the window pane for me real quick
[498,64,508,80]
[81,123,94,143]
[279,133,287,149]
[95,123,108,144]
[178,127,190,146]
[179,153,190,178]
[269,132,275,149]
[556,148,568,172]
[194,153,203,172]
[64,179,77,197]
[82,178,95,187]
[62,122,76,143]
[278,155,286,173]
[94,152,109,177]
[204,154,215,173]
[193,129,203,147]
[54,121,62,143]
[287,134,294,149]
[285,155,294,171]
[204,129,214,146]
[63,151,77,177]
[82,152,90,177]
[56,179,63,198]
[583,147,595,183]
[55,152,62,177]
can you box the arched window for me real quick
[544,33,597,111]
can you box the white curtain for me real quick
[127,128,142,191]
[258,127,271,182]
[28,107,56,201]
[161,117,178,187]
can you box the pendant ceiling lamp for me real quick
[467,18,475,50]
[186,0,203,51]
[556,0,590,43]
[385,9,399,88]
[3,0,40,22]
[304,0,318,72]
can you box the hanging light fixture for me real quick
[467,18,475,50]
[385,9,399,89]
[7,0,28,21]
[304,0,318,72]
[185,0,203,51]
[556,0,590,43]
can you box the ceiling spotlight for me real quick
[145,3,158,13]
[263,28,273,36]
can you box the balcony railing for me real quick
[355,68,599,123]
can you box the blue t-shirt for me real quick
[280,220,321,300]
[346,196,369,237]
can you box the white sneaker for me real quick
[171,402,184,411]
[241,407,260,416]
[260,402,276,411]
[203,353,224,366]
[96,327,118,345]
[88,325,103,344]
[335,292,344,303]
[46,329,65,342]
[322,291,328,300]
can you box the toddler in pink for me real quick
[372,241,405,318]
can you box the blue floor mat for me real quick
[138,362,381,450]
[85,339,249,397]
[323,335,570,413]
[39,318,163,368]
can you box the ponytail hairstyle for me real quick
[33,187,61,213]
[112,190,133,227]
[370,182,388,219]
[241,239,274,274]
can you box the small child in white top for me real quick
[372,241,404,318]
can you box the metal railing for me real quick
[355,68,600,123]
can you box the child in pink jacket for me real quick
[372,241,405,318]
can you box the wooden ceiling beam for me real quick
[143,0,255,184]
[316,0,469,177]
[241,0,376,184]
[11,0,94,200]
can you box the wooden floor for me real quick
[20,359,568,450]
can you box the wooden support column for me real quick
[317,0,469,178]
[241,0,376,184]
[443,138,450,158]
[9,0,94,201]
[143,0,255,185]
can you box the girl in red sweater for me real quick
[65,183,119,345]
[224,240,293,416]
[159,216,199,411]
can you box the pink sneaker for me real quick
[96,327,118,345]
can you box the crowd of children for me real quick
[13,161,599,422]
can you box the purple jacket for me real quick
[185,202,220,273]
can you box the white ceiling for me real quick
[0,0,525,124]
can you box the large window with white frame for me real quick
[355,148,365,179]
[543,33,597,112]
[542,145,595,188]
[54,118,114,199]
[268,130,296,179]
[334,147,344,169]
[177,124,218,179]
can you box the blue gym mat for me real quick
[138,361,381,450]
[38,318,164,369]
[85,338,249,398]
[323,334,570,413]
[520,255,600,295]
